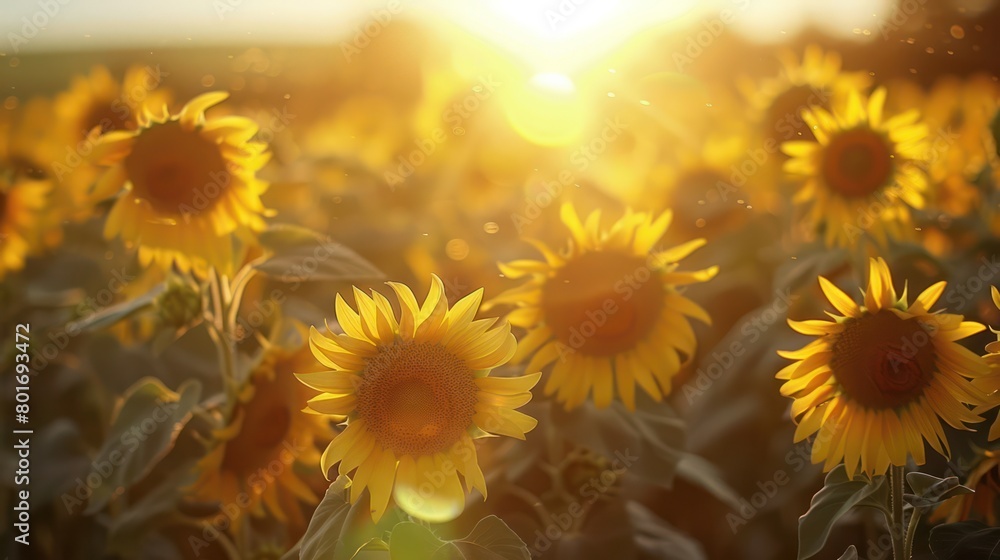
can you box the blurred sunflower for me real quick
[190,327,331,534]
[782,87,930,247]
[974,286,1000,440]
[90,92,272,275]
[53,65,172,219]
[889,75,999,219]
[489,203,717,411]
[0,101,59,278]
[778,258,990,478]
[930,449,1000,525]
[299,275,539,522]
[741,44,871,142]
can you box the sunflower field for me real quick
[4,1,1000,559]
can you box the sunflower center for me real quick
[541,251,664,357]
[821,128,894,198]
[221,382,293,473]
[124,120,229,215]
[357,341,478,456]
[830,310,936,409]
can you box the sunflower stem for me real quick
[889,465,906,559]
[903,506,921,560]
[207,268,239,406]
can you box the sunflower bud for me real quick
[154,276,202,328]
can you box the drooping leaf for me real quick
[904,472,974,512]
[797,465,887,560]
[84,377,202,514]
[298,476,353,560]
[676,453,740,509]
[837,545,858,560]
[254,224,384,283]
[929,521,1000,560]
[627,501,707,560]
[66,281,165,333]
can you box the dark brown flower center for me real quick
[357,341,478,456]
[821,128,894,198]
[221,374,294,473]
[125,120,229,215]
[831,310,936,409]
[541,251,664,357]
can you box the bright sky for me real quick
[0,0,897,57]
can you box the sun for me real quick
[489,203,717,411]
[782,87,929,247]
[89,92,272,275]
[298,275,540,522]
[777,258,991,478]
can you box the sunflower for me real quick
[190,328,332,535]
[741,44,871,143]
[930,449,1000,525]
[777,257,991,478]
[489,203,717,411]
[0,101,59,278]
[53,65,172,220]
[782,87,930,247]
[90,92,272,275]
[975,286,1000,440]
[298,275,539,522]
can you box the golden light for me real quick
[501,72,588,146]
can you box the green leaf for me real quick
[298,476,353,560]
[106,465,198,553]
[929,521,1000,560]
[837,545,858,560]
[254,224,384,283]
[797,465,887,560]
[627,502,707,560]
[446,515,532,559]
[904,472,974,512]
[388,523,444,560]
[388,515,530,560]
[84,377,201,514]
[66,282,164,333]
[676,453,740,509]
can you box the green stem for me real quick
[903,506,921,560]
[890,465,906,560]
